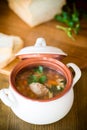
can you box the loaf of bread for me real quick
[0,33,24,68]
[7,0,66,27]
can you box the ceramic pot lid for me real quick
[16,38,67,60]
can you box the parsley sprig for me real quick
[55,3,80,40]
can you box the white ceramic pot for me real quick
[0,38,81,125]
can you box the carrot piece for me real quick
[22,80,28,86]
[47,80,57,86]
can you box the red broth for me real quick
[15,65,66,100]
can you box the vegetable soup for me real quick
[15,65,66,100]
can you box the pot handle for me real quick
[66,63,81,87]
[0,88,16,108]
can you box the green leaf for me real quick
[72,13,79,22]
[67,20,74,27]
[62,11,70,23]
[55,15,64,22]
[39,75,47,84]
[34,66,44,73]
[28,75,38,84]
[38,66,43,73]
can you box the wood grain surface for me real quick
[0,0,87,130]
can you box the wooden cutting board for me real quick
[0,58,20,76]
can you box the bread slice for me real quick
[0,33,24,68]
[7,0,66,27]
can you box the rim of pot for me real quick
[10,57,73,102]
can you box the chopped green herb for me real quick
[39,75,47,84]
[28,66,47,84]
[49,85,58,94]
[60,80,66,85]
[28,75,38,84]
[34,66,43,73]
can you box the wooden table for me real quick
[0,0,87,130]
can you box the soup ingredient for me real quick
[29,82,49,96]
[34,65,43,73]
